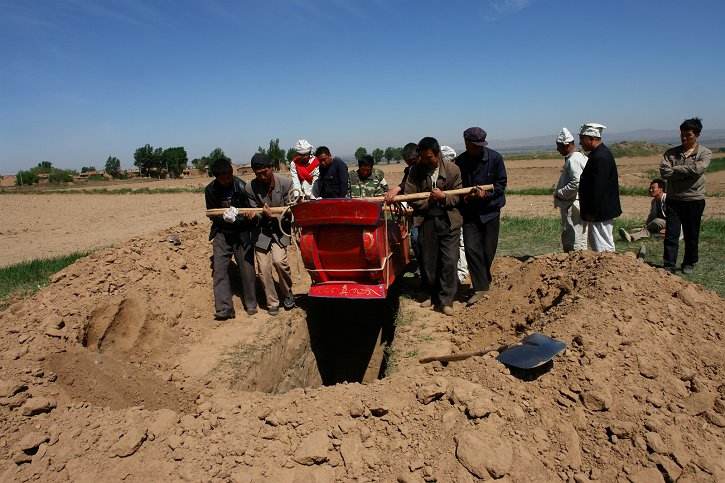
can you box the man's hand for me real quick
[241,210,256,219]
[384,186,401,204]
[262,203,273,218]
[222,206,239,223]
[430,188,446,201]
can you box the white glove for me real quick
[222,206,239,223]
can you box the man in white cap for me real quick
[289,139,319,199]
[554,128,588,252]
[441,145,469,284]
[578,123,622,252]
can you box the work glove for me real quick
[222,206,239,223]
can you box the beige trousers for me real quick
[255,243,293,308]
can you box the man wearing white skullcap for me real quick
[441,146,469,284]
[289,139,320,199]
[554,128,589,251]
[578,122,622,252]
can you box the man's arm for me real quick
[670,150,711,178]
[205,186,215,209]
[659,153,674,179]
[488,153,507,200]
[337,163,349,198]
[557,157,582,200]
[289,161,300,191]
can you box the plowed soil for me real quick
[1,221,723,482]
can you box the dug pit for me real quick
[46,288,399,412]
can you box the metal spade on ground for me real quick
[418,332,566,370]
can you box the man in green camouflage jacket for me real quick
[348,155,388,197]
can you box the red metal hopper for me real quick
[292,199,411,299]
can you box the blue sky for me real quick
[2,0,724,172]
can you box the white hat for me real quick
[440,145,457,162]
[579,122,606,138]
[293,139,313,154]
[556,127,574,144]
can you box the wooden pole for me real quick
[205,184,494,217]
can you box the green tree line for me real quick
[354,146,404,163]
[16,161,77,186]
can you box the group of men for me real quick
[205,117,711,319]
[553,117,711,275]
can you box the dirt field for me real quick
[0,221,723,482]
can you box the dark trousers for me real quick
[419,216,460,307]
[409,225,427,286]
[212,232,257,316]
[664,199,706,268]
[463,216,500,291]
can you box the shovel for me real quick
[418,332,566,370]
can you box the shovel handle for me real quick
[418,345,508,364]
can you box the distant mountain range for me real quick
[488,128,725,153]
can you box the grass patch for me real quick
[708,157,725,173]
[0,252,87,307]
[499,216,725,297]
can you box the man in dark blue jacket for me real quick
[205,159,258,319]
[455,127,507,305]
[313,146,349,199]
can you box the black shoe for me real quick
[214,312,235,321]
[663,266,676,274]
[283,297,296,310]
[268,305,280,316]
[245,307,258,316]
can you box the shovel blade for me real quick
[496,332,566,369]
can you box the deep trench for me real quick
[232,294,399,394]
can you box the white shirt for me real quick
[555,151,588,207]
[289,157,320,199]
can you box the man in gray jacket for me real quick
[660,117,712,274]
[553,128,588,252]
[245,153,295,315]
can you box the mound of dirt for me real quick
[0,222,723,482]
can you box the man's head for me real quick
[463,127,487,156]
[315,146,332,168]
[293,139,313,163]
[680,117,703,150]
[579,122,606,152]
[251,153,274,184]
[417,137,441,170]
[402,143,419,167]
[556,127,576,156]
[357,155,374,179]
[211,159,234,187]
[440,145,457,163]
[649,178,666,199]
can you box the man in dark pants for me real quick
[404,137,462,316]
[660,117,712,274]
[313,146,349,199]
[455,127,507,306]
[205,159,258,319]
